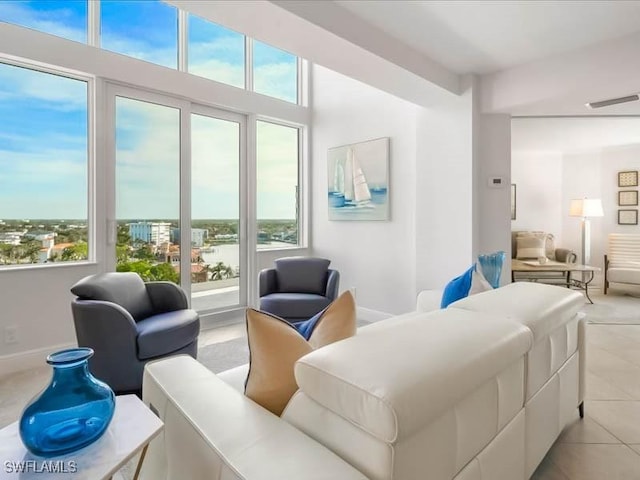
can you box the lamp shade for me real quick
[569,198,604,218]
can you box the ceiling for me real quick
[512,117,640,153]
[335,0,640,75]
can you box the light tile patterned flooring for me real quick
[532,323,640,479]
[3,301,640,479]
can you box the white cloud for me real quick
[0,63,87,110]
[0,2,86,43]
[254,62,298,103]
[115,98,180,219]
[0,147,87,218]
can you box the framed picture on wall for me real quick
[618,209,638,225]
[618,171,639,187]
[327,137,390,221]
[619,190,639,206]
[511,184,516,220]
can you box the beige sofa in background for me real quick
[512,231,577,285]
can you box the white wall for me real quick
[415,88,475,292]
[475,113,512,282]
[311,65,419,315]
[0,264,99,373]
[511,151,564,241]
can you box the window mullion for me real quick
[178,9,188,72]
[88,0,100,47]
[245,37,253,92]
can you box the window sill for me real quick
[256,245,307,253]
[0,261,98,273]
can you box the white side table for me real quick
[0,395,163,480]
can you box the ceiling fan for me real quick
[586,94,640,109]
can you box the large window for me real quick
[0,62,88,266]
[188,14,245,89]
[114,96,180,283]
[256,121,300,248]
[0,0,87,43]
[101,1,178,69]
[0,1,302,104]
[253,41,298,103]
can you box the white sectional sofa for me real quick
[141,282,585,480]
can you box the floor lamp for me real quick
[569,198,604,267]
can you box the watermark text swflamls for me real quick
[4,460,78,474]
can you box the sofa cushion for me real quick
[608,267,640,284]
[245,291,356,416]
[274,257,330,294]
[441,265,492,308]
[516,235,546,259]
[450,282,583,342]
[71,272,154,321]
[136,309,200,360]
[260,293,332,320]
[293,308,532,443]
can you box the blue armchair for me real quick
[259,257,340,324]
[70,272,200,395]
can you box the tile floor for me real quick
[2,295,640,479]
[532,322,640,479]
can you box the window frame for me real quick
[0,57,95,271]
[254,117,305,251]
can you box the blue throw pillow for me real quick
[441,266,474,308]
[294,308,326,340]
[440,264,493,308]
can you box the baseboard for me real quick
[0,342,75,377]
[357,306,393,323]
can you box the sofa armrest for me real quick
[325,269,340,300]
[145,281,188,313]
[142,356,367,480]
[555,248,577,263]
[416,289,443,312]
[258,268,278,297]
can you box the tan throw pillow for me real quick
[245,291,356,416]
[516,235,546,259]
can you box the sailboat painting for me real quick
[328,137,389,221]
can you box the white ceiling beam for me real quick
[165,0,460,108]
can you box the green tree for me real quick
[132,244,156,261]
[61,242,88,261]
[117,260,179,283]
[116,244,130,264]
[117,225,131,245]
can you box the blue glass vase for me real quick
[19,348,115,457]
[478,251,506,289]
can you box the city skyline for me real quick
[0,0,299,220]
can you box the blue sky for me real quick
[0,0,299,220]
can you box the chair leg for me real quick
[579,402,584,419]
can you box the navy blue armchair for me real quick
[70,272,200,395]
[259,257,340,324]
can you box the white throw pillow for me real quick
[516,235,546,259]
